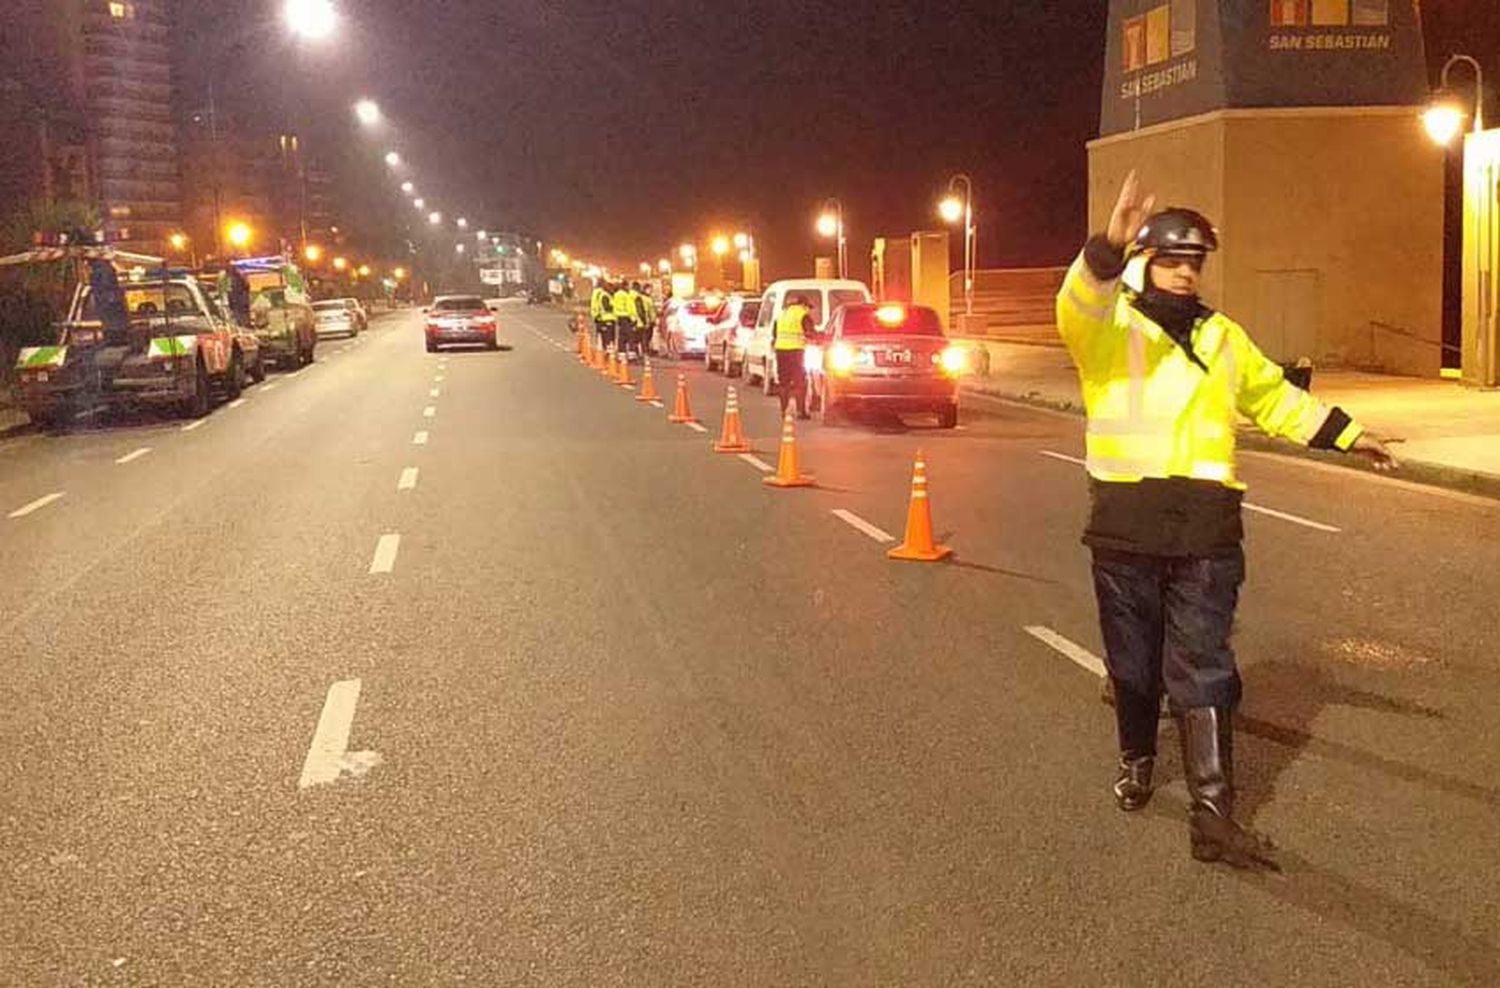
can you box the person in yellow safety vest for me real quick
[1057,171,1396,872]
[611,282,638,359]
[632,283,656,359]
[772,293,816,419]
[591,282,616,352]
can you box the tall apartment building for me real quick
[83,0,181,252]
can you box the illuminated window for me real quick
[108,1,134,18]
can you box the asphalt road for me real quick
[2,304,1497,986]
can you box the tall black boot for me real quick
[1178,706,1278,870]
[1111,679,1158,811]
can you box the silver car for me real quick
[313,299,361,338]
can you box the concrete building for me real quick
[1092,1,1444,376]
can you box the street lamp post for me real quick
[1425,54,1496,389]
[939,173,976,319]
[816,198,847,279]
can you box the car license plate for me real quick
[886,350,911,364]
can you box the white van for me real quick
[744,278,873,395]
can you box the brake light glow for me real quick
[937,345,967,377]
[827,342,858,376]
[875,304,906,326]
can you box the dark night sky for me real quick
[181,1,1498,281]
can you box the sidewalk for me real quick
[959,339,1500,493]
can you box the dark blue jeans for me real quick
[1091,548,1245,712]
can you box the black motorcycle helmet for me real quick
[1132,207,1219,256]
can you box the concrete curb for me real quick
[961,381,1500,504]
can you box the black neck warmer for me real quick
[1133,288,1211,369]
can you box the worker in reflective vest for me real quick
[592,282,615,351]
[633,283,656,358]
[611,282,638,358]
[772,294,815,419]
[1056,171,1396,871]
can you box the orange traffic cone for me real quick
[591,337,606,370]
[668,374,698,424]
[578,323,591,363]
[602,347,618,379]
[887,451,952,562]
[762,412,815,488]
[713,386,752,453]
[635,360,660,402]
[617,352,634,388]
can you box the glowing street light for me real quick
[1425,54,1495,387]
[384,151,401,167]
[639,262,652,275]
[816,198,847,279]
[733,232,749,250]
[678,243,697,268]
[738,249,752,264]
[457,217,469,230]
[168,232,188,252]
[401,181,415,195]
[284,0,336,41]
[226,221,252,251]
[353,99,381,127]
[304,243,323,263]
[455,243,465,254]
[392,267,406,281]
[357,264,372,277]
[657,258,671,274]
[477,229,487,240]
[413,198,425,210]
[711,235,730,257]
[428,211,442,225]
[938,173,976,317]
[1424,55,1484,146]
[332,256,348,272]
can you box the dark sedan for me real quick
[813,303,965,428]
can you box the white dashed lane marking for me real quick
[413,431,429,445]
[114,447,152,465]
[297,679,380,789]
[8,492,65,519]
[1025,625,1107,678]
[422,406,436,418]
[398,468,418,491]
[738,453,774,473]
[831,508,895,543]
[368,534,401,574]
[181,419,207,432]
[685,421,707,433]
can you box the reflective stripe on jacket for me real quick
[1055,251,1360,489]
[773,304,810,351]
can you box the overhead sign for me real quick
[1101,0,1427,137]
[480,268,505,285]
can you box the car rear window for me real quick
[433,297,484,311]
[739,301,761,327]
[828,289,868,315]
[840,305,944,337]
[313,301,345,311]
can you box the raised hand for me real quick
[1106,170,1157,250]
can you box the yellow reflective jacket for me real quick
[612,289,637,324]
[636,292,655,327]
[774,304,810,351]
[1056,252,1362,489]
[591,287,614,322]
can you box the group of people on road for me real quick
[588,281,659,362]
